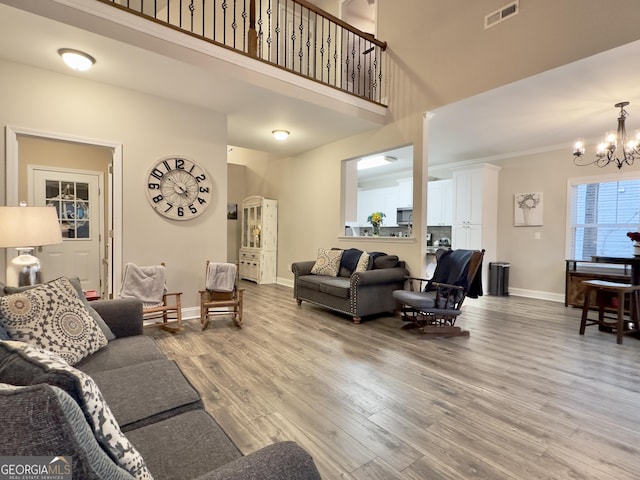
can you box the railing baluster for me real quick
[99,0,386,104]
[333,23,340,86]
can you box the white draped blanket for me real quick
[206,263,237,292]
[120,263,167,307]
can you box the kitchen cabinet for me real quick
[452,223,482,250]
[239,196,277,284]
[397,178,413,208]
[427,179,453,226]
[452,164,500,287]
[357,186,399,226]
[452,165,499,249]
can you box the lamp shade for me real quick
[0,206,63,248]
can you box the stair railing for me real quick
[99,0,387,104]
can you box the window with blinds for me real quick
[569,177,640,260]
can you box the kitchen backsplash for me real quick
[427,225,452,245]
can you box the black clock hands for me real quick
[165,175,190,197]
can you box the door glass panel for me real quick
[46,181,90,239]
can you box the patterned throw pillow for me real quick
[310,248,343,276]
[4,277,115,341]
[0,277,108,365]
[1,341,154,480]
[355,251,370,272]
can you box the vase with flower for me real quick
[367,211,385,236]
[627,231,640,255]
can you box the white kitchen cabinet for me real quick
[452,164,500,287]
[452,165,499,250]
[452,223,482,250]
[239,196,277,284]
[427,179,453,226]
[357,186,399,226]
[397,178,413,208]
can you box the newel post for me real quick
[248,0,257,57]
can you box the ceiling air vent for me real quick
[485,1,519,29]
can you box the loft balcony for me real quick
[0,0,388,155]
[102,0,388,105]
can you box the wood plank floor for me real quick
[146,282,640,479]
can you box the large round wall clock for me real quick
[145,156,213,220]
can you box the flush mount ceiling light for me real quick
[272,130,290,141]
[357,155,397,170]
[573,102,640,169]
[58,48,96,71]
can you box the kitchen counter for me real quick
[426,246,451,255]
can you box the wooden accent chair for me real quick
[392,249,485,337]
[120,262,183,333]
[200,261,243,330]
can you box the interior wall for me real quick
[271,117,424,281]
[264,0,640,295]
[493,149,640,298]
[0,59,228,309]
[227,163,246,263]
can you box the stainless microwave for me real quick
[397,208,412,225]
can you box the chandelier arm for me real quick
[572,101,637,169]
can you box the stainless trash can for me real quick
[489,262,510,296]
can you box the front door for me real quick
[30,167,103,292]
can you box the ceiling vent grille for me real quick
[485,1,519,29]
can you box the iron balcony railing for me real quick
[99,0,388,105]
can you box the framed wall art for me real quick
[227,203,238,220]
[514,192,543,226]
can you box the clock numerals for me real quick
[150,168,164,181]
[146,157,212,220]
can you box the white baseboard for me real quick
[273,279,564,304]
[277,277,294,288]
[505,288,564,303]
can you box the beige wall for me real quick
[0,59,228,309]
[4,1,640,305]
[493,149,640,298]
[268,0,640,294]
[227,163,246,262]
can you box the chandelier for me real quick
[572,101,640,169]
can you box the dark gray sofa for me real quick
[292,252,408,323]
[0,297,321,480]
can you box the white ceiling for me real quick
[2,0,640,167]
[428,38,640,170]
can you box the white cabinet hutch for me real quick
[239,196,278,284]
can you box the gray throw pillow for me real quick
[373,255,399,269]
[0,383,134,480]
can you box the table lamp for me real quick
[0,203,63,286]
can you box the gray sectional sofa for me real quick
[0,296,321,480]
[292,250,408,323]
